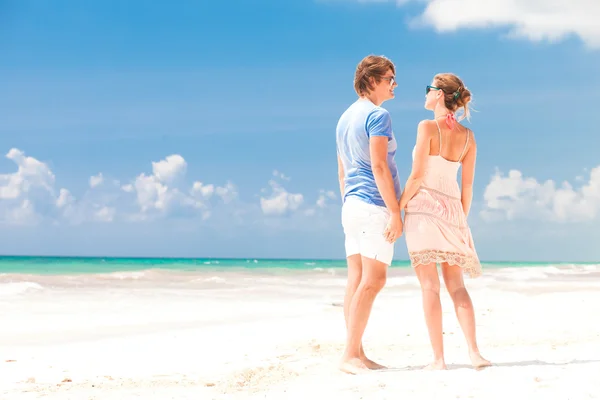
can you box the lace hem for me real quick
[409,249,482,278]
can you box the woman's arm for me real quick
[460,131,477,217]
[399,120,431,210]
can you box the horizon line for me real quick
[0,254,597,264]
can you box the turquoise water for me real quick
[0,256,594,275]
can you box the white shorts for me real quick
[341,197,394,266]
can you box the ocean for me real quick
[0,255,594,275]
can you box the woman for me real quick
[399,73,491,370]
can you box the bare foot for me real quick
[339,358,369,375]
[470,352,492,369]
[361,356,387,370]
[423,359,447,370]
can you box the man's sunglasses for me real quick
[382,76,396,85]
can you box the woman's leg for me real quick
[441,263,491,368]
[415,262,446,370]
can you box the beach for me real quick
[1,259,599,399]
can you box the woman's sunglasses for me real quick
[426,85,442,94]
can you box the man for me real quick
[335,55,402,374]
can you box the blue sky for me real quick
[1,0,599,261]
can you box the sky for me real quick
[1,0,600,261]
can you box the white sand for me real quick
[1,265,599,399]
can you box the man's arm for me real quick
[337,154,345,201]
[367,108,401,242]
[370,137,400,215]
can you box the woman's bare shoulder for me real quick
[417,119,438,138]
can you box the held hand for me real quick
[383,212,403,243]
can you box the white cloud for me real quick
[353,0,600,48]
[191,181,215,198]
[151,154,187,183]
[0,148,69,224]
[125,158,200,217]
[481,166,600,222]
[317,190,337,208]
[273,170,291,181]
[131,172,173,213]
[260,173,304,216]
[121,184,134,193]
[56,188,75,208]
[258,171,340,218]
[121,154,239,220]
[6,199,37,225]
[94,206,116,222]
[89,173,104,188]
[0,148,55,200]
[303,189,339,216]
[215,182,238,204]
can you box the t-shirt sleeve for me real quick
[365,108,392,139]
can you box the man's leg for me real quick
[340,255,388,374]
[343,255,386,369]
[343,254,362,349]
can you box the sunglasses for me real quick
[382,76,396,86]
[426,85,442,94]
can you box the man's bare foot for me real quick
[470,352,492,369]
[361,356,387,370]
[423,359,447,370]
[339,357,369,375]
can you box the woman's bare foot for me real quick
[361,356,387,370]
[424,359,447,370]
[470,351,492,369]
[339,357,369,375]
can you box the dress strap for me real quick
[434,119,442,153]
[458,129,470,162]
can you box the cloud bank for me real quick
[5,147,599,228]
[350,0,600,48]
[0,148,339,226]
[481,166,600,222]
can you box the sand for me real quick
[1,265,599,399]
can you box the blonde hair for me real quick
[354,55,395,96]
[433,73,472,121]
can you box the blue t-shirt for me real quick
[336,99,401,207]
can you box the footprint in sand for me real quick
[307,339,321,352]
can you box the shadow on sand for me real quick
[376,359,600,372]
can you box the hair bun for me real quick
[433,73,472,121]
